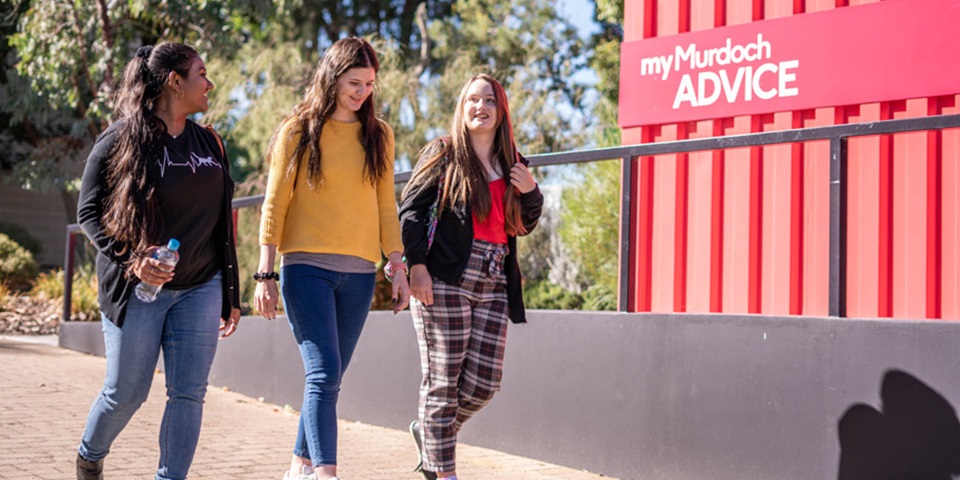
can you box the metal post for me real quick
[828,137,848,317]
[618,155,634,312]
[62,230,77,323]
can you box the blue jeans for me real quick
[78,273,222,480]
[280,264,376,466]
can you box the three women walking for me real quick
[75,35,542,480]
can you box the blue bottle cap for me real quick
[167,238,180,251]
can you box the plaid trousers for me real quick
[411,239,510,473]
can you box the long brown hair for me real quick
[266,37,387,187]
[102,42,199,259]
[405,73,527,235]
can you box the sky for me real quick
[555,0,603,121]
[558,0,602,39]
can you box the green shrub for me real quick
[0,222,42,258]
[71,267,100,320]
[582,283,617,311]
[523,279,585,310]
[29,266,100,320]
[0,233,39,291]
[30,269,64,300]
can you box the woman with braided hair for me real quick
[74,42,240,480]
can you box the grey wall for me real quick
[61,312,960,480]
[0,172,74,268]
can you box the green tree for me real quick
[5,0,596,311]
[371,0,591,168]
[3,0,266,218]
[589,0,622,145]
[552,0,623,310]
[559,159,619,310]
[276,0,455,67]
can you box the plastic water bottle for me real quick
[134,238,180,303]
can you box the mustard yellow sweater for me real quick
[259,117,403,263]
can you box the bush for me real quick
[0,233,39,291]
[523,279,585,310]
[582,283,617,311]
[71,267,100,320]
[0,222,42,258]
[29,266,100,320]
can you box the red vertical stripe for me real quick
[637,151,655,312]
[644,0,658,38]
[715,0,727,26]
[749,119,763,314]
[709,0,726,313]
[753,0,764,20]
[674,0,691,325]
[891,99,930,318]
[790,140,804,314]
[927,99,943,319]
[878,103,894,317]
[675,124,690,312]
[747,0,764,313]
[710,122,725,312]
[941,96,960,320]
[679,0,692,32]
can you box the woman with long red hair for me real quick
[399,73,544,480]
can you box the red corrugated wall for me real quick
[622,0,960,319]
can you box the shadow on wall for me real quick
[837,369,960,480]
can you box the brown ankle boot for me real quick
[76,453,103,480]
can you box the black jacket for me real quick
[399,140,544,323]
[76,120,240,327]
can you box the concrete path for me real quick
[0,337,614,480]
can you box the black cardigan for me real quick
[399,141,544,324]
[76,120,240,328]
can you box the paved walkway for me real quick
[0,336,614,480]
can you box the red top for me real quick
[472,178,508,244]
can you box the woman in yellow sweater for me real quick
[254,37,410,480]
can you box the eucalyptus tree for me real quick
[3,0,267,218]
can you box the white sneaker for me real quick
[282,466,317,480]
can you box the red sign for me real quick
[618,0,960,128]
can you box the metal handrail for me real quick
[62,114,960,320]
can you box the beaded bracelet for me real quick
[252,271,279,281]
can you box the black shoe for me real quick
[409,420,438,480]
[76,453,103,480]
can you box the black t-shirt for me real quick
[151,121,225,289]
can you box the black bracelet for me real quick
[252,271,279,281]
